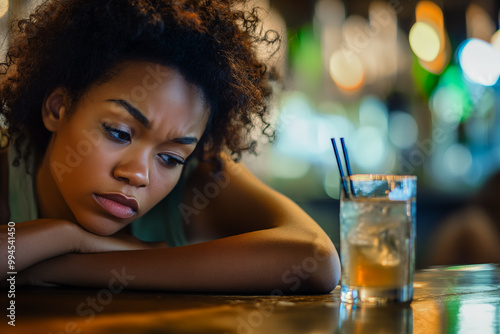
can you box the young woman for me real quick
[0,0,340,293]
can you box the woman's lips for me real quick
[94,193,138,219]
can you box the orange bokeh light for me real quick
[416,1,445,53]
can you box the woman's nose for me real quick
[113,153,150,187]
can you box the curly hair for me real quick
[0,0,279,169]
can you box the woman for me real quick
[0,0,340,293]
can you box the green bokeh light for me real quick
[288,25,323,92]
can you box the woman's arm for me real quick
[19,228,336,293]
[0,219,82,279]
[17,158,340,294]
[0,219,167,282]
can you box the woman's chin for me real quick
[76,218,125,236]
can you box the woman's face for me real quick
[41,61,209,235]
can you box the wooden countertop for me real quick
[1,263,499,333]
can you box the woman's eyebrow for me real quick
[173,137,198,145]
[107,99,150,129]
[107,98,198,145]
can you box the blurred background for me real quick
[2,0,500,268]
[244,0,500,268]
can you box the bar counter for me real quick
[2,263,499,333]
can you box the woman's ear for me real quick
[42,87,69,132]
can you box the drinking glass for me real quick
[339,174,416,304]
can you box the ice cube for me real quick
[348,219,403,266]
[347,219,379,246]
[388,181,415,201]
[376,226,401,266]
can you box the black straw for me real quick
[331,138,348,197]
[340,138,356,197]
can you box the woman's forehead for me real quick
[79,61,209,136]
[84,61,206,108]
[100,61,201,93]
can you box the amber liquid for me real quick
[347,244,405,288]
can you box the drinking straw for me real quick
[331,138,348,197]
[340,137,356,197]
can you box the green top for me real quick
[8,147,192,247]
[8,147,38,223]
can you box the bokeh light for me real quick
[418,33,450,74]
[329,49,364,91]
[324,170,342,199]
[317,114,354,160]
[342,15,370,50]
[316,0,344,80]
[272,91,356,180]
[352,126,387,171]
[359,95,388,133]
[415,1,444,30]
[412,55,440,98]
[491,29,500,52]
[410,1,449,74]
[275,92,316,158]
[367,1,398,80]
[409,22,441,62]
[269,153,311,179]
[458,39,500,86]
[472,87,494,117]
[289,26,323,93]
[444,144,473,177]
[0,0,8,18]
[430,65,473,127]
[430,86,464,126]
[466,3,496,41]
[389,112,418,149]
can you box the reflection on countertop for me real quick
[1,264,499,333]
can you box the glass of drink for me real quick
[339,174,416,304]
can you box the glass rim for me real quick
[341,174,417,181]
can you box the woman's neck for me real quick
[36,141,76,222]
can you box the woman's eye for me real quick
[159,154,185,168]
[102,123,131,142]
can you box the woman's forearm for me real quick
[0,219,78,279]
[21,227,340,294]
[1,219,170,283]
